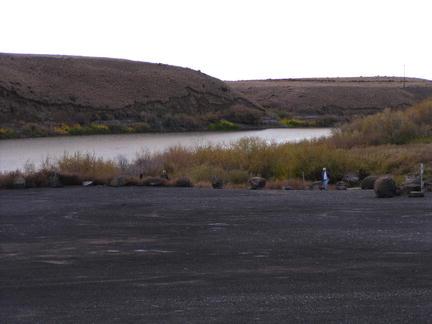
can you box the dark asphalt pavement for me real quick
[1,187,431,323]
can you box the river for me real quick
[0,128,331,172]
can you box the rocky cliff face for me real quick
[0,54,265,136]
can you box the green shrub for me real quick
[281,118,315,128]
[226,169,250,184]
[208,119,239,131]
[68,123,111,135]
[130,122,151,133]
[0,127,16,139]
[189,164,226,182]
[21,123,49,137]
[224,105,263,125]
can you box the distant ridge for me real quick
[228,77,432,123]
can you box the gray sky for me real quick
[1,0,431,80]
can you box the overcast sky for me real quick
[1,0,431,80]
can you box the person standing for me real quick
[321,167,330,190]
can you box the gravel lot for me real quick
[1,187,431,323]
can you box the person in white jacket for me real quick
[321,167,330,190]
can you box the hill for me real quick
[228,77,432,125]
[0,53,265,137]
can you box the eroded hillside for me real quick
[0,54,265,137]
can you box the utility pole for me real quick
[403,64,406,88]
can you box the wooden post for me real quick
[302,171,305,190]
[420,163,424,192]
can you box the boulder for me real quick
[401,175,421,194]
[211,176,224,189]
[175,177,193,187]
[82,181,94,187]
[309,181,322,190]
[361,175,378,190]
[408,191,425,198]
[109,176,127,187]
[13,176,26,189]
[248,177,266,190]
[142,177,167,186]
[335,181,347,190]
[374,176,397,198]
[59,174,82,186]
[342,173,360,187]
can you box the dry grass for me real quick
[331,99,432,147]
[2,140,431,189]
[56,152,119,183]
[0,171,21,188]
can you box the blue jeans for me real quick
[322,179,329,190]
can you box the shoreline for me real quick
[0,125,331,141]
[0,125,330,139]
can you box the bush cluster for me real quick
[331,100,432,147]
[208,119,240,131]
[0,127,16,139]
[281,118,316,128]
[1,139,431,189]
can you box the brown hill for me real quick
[0,53,265,137]
[228,77,432,124]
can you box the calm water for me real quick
[0,128,331,172]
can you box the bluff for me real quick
[0,53,265,137]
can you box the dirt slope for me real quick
[228,77,432,124]
[0,53,264,135]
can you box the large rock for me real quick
[401,175,422,194]
[361,175,378,190]
[335,181,347,190]
[175,177,193,187]
[211,176,224,189]
[249,177,266,190]
[309,181,322,190]
[374,176,397,198]
[59,174,82,186]
[342,173,360,187]
[142,177,167,187]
